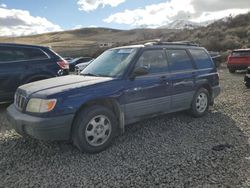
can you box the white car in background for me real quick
[75,59,94,74]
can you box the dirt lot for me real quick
[0,67,250,187]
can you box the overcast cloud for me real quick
[0,8,62,36]
[0,3,7,8]
[104,0,250,27]
[77,0,126,12]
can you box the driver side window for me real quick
[135,50,168,75]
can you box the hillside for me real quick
[0,12,249,57]
[165,12,250,51]
[159,20,212,30]
[0,28,176,57]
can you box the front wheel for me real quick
[189,88,210,117]
[72,105,118,153]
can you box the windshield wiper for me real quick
[80,73,98,77]
[81,73,112,77]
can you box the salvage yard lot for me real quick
[0,67,250,187]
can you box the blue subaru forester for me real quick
[7,42,221,153]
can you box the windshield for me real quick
[232,51,250,57]
[81,48,138,77]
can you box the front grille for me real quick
[14,92,27,111]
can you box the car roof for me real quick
[113,45,145,50]
[0,43,49,49]
[233,49,250,52]
[112,42,203,50]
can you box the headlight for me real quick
[26,98,57,113]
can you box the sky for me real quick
[0,0,250,36]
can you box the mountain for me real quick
[159,20,213,30]
[163,12,250,51]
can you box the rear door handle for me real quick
[160,76,170,85]
[160,75,166,79]
[160,76,167,83]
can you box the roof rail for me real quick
[144,41,199,47]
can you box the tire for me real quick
[229,68,236,73]
[189,88,210,118]
[245,82,250,88]
[72,105,118,153]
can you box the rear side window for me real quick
[23,48,48,60]
[189,49,213,69]
[0,46,48,62]
[166,49,193,72]
[135,50,168,74]
[232,51,250,57]
[0,47,17,62]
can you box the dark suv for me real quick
[0,43,69,103]
[7,42,220,153]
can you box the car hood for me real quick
[19,75,114,97]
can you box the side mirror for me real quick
[131,66,149,79]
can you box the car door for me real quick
[165,49,196,111]
[0,46,26,102]
[124,49,171,123]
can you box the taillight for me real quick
[57,60,69,69]
[227,55,231,63]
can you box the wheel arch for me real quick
[71,98,125,138]
[198,83,213,105]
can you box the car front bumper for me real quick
[7,104,74,141]
[227,64,250,70]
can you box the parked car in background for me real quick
[0,43,69,103]
[227,49,250,73]
[244,66,250,88]
[7,41,220,153]
[75,59,94,74]
[69,57,93,72]
[209,51,221,67]
[63,57,74,62]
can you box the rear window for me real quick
[189,49,214,69]
[0,46,48,62]
[232,51,250,57]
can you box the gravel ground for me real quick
[0,67,250,187]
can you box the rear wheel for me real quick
[72,105,118,153]
[229,68,236,73]
[189,88,210,117]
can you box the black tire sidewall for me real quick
[73,105,118,153]
[190,88,210,117]
[229,69,235,73]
